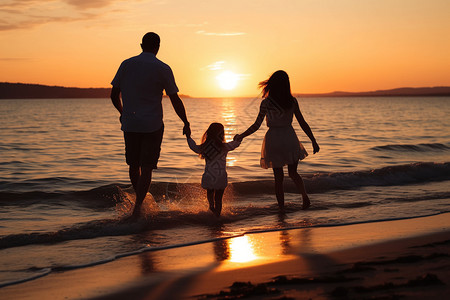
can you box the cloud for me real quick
[0,0,112,31]
[0,24,28,31]
[0,13,96,31]
[0,0,117,9]
[203,61,225,71]
[202,61,251,82]
[0,0,56,10]
[65,0,117,9]
[196,30,245,37]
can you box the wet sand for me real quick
[2,213,449,300]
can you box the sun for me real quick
[216,71,239,90]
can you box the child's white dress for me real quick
[187,138,240,190]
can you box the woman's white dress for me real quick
[260,98,308,169]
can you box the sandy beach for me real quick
[1,212,448,300]
[2,1,450,297]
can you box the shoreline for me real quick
[2,213,449,299]
[185,230,450,300]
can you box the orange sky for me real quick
[1,0,449,97]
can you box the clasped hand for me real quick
[233,134,243,142]
[183,123,191,138]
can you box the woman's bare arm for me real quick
[294,99,320,154]
[236,101,266,140]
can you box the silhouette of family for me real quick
[111,32,320,219]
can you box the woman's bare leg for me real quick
[288,163,310,209]
[273,167,285,209]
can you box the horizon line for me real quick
[1,82,450,99]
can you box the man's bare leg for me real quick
[129,165,140,192]
[131,166,153,217]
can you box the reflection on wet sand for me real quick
[213,238,230,262]
[132,217,313,275]
[229,235,258,263]
[277,213,293,255]
[210,225,231,262]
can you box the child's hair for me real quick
[199,123,225,160]
[258,70,294,109]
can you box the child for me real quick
[187,123,240,216]
[235,70,320,210]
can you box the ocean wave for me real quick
[1,211,448,289]
[0,202,288,250]
[370,143,450,152]
[1,187,449,251]
[235,162,450,194]
[0,268,51,288]
[0,185,127,209]
[1,162,449,204]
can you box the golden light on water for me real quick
[221,99,238,167]
[226,155,237,167]
[229,235,258,263]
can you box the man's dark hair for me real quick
[142,32,160,51]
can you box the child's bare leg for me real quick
[273,167,285,210]
[207,189,215,213]
[287,163,310,209]
[214,189,225,217]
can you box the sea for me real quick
[0,96,449,288]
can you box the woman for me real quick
[235,70,320,210]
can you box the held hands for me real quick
[233,134,243,142]
[183,123,191,139]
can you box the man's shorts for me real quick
[124,125,164,168]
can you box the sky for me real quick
[1,0,450,97]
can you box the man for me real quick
[111,32,190,218]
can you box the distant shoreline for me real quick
[1,82,450,99]
[295,86,450,98]
[0,82,189,99]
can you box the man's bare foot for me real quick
[122,213,139,223]
[130,205,141,219]
[302,196,311,210]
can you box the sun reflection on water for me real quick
[229,235,258,263]
[221,99,238,167]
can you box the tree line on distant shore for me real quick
[0,83,110,99]
[1,82,450,99]
[0,82,192,99]
[296,86,450,98]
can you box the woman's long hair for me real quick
[199,123,225,160]
[258,70,294,109]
